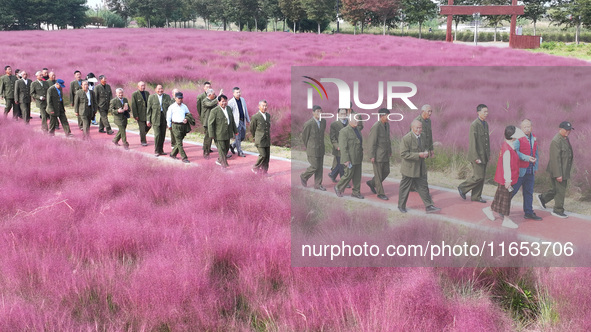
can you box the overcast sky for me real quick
[86,0,103,9]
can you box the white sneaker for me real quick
[502,216,518,229]
[215,160,221,166]
[482,206,495,221]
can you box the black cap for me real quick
[377,108,390,115]
[175,92,183,99]
[559,121,574,130]
[312,105,322,111]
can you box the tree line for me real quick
[0,0,88,30]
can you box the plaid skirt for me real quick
[491,184,512,216]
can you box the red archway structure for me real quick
[440,0,533,48]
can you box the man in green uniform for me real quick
[14,71,32,124]
[538,121,574,218]
[250,100,271,175]
[70,70,84,130]
[131,81,150,146]
[46,79,72,137]
[146,85,173,157]
[195,81,211,119]
[334,118,364,199]
[415,104,434,157]
[328,108,348,183]
[95,75,114,135]
[30,71,50,132]
[367,108,392,200]
[398,120,440,213]
[300,105,327,191]
[208,94,238,168]
[73,80,97,139]
[458,104,490,203]
[0,65,18,119]
[201,88,218,159]
[110,88,130,150]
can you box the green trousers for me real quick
[368,162,390,196]
[458,162,487,201]
[541,178,568,214]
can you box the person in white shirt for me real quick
[227,87,250,157]
[167,92,191,163]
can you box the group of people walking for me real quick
[300,103,575,228]
[0,66,272,173]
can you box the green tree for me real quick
[279,0,306,32]
[341,0,367,34]
[302,0,333,34]
[262,0,284,31]
[522,0,548,35]
[401,0,437,38]
[366,0,400,35]
[483,0,510,42]
[548,0,590,44]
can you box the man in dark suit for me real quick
[300,105,327,190]
[110,88,130,149]
[208,94,238,168]
[398,120,440,213]
[14,71,32,124]
[250,100,271,174]
[95,75,114,135]
[200,89,218,159]
[131,81,150,146]
[70,70,84,130]
[0,65,18,119]
[334,118,364,199]
[458,104,490,203]
[367,108,392,200]
[538,121,574,219]
[73,80,97,139]
[147,85,173,156]
[30,71,50,132]
[328,108,348,183]
[46,79,72,137]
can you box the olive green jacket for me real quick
[369,120,392,163]
[339,125,363,165]
[196,92,206,117]
[94,83,112,111]
[330,120,347,157]
[131,90,150,121]
[30,79,49,109]
[69,80,83,106]
[400,131,427,178]
[250,112,271,148]
[73,89,97,118]
[46,85,66,116]
[146,93,172,125]
[414,115,433,152]
[546,133,573,180]
[302,117,326,158]
[0,74,17,99]
[200,97,218,128]
[208,105,238,140]
[110,97,129,122]
[14,79,32,104]
[467,118,490,164]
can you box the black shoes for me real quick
[524,213,542,221]
[98,129,106,133]
[329,172,337,183]
[398,207,407,213]
[474,198,487,203]
[230,144,236,154]
[367,181,376,194]
[377,194,389,201]
[551,211,568,219]
[351,193,364,199]
[141,142,148,147]
[537,194,547,209]
[107,130,115,135]
[334,186,343,197]
[300,175,307,187]
[426,205,441,213]
[458,187,466,200]
[314,185,326,191]
[182,158,190,163]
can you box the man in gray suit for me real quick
[14,71,32,124]
[30,71,50,132]
[398,120,440,213]
[300,105,327,191]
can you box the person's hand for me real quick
[430,150,435,158]
[146,121,151,127]
[118,108,124,113]
[557,176,563,183]
[505,182,512,190]
[134,117,139,121]
[419,152,428,158]
[371,158,375,163]
[15,101,19,104]
[75,113,79,116]
[344,161,351,167]
[183,118,188,124]
[529,156,536,163]
[337,147,340,151]
[475,159,482,164]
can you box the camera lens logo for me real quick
[302,76,328,101]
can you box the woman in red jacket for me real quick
[482,125,524,228]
